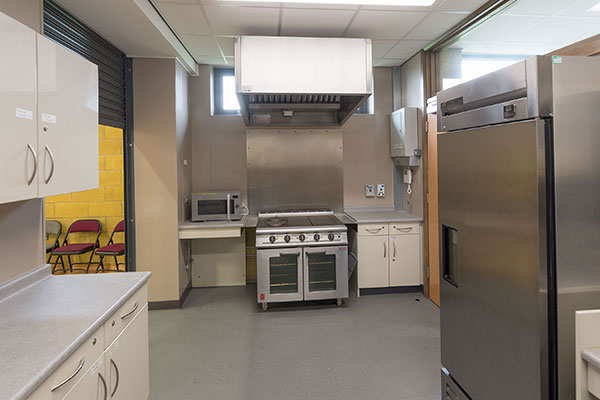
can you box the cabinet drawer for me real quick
[104,284,147,348]
[357,224,388,236]
[389,223,420,235]
[29,326,104,399]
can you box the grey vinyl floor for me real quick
[148,285,441,400]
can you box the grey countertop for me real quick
[179,215,258,230]
[583,348,600,370]
[0,265,151,400]
[344,207,423,224]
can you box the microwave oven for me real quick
[191,191,242,222]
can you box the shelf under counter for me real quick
[178,215,258,239]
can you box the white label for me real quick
[109,339,119,355]
[16,108,33,120]
[42,113,57,124]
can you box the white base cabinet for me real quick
[28,285,149,400]
[357,223,422,292]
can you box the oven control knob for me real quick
[269,236,276,243]
[328,233,335,241]
[284,235,291,243]
[299,234,305,242]
[314,234,320,241]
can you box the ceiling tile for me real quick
[154,3,210,35]
[202,0,284,7]
[503,0,581,16]
[461,14,546,42]
[283,2,358,10]
[182,34,221,58]
[484,42,557,55]
[217,36,235,57]
[203,5,280,35]
[345,10,427,39]
[435,0,488,12]
[372,39,398,58]
[448,40,495,53]
[557,0,600,18]
[385,39,429,58]
[374,58,406,66]
[504,16,600,45]
[281,8,355,36]
[405,11,468,40]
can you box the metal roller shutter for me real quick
[43,0,126,129]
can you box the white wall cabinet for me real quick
[37,35,99,197]
[0,12,98,205]
[357,223,422,292]
[28,285,149,400]
[0,12,38,204]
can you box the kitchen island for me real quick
[0,265,151,400]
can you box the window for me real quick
[213,68,240,115]
[435,0,600,92]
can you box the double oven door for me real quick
[257,246,348,303]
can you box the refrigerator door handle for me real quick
[442,225,459,287]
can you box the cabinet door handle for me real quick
[50,357,85,392]
[395,226,413,233]
[99,372,108,400]
[366,228,382,234]
[110,359,120,397]
[121,301,138,319]
[26,143,37,186]
[44,145,55,184]
[383,241,386,258]
[393,241,396,258]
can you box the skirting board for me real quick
[359,285,423,296]
[149,281,192,310]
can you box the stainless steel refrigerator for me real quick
[436,56,600,400]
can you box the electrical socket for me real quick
[365,184,375,197]
[377,184,385,198]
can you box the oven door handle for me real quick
[279,251,300,257]
[305,251,327,256]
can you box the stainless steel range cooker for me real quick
[256,210,348,311]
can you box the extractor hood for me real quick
[234,36,372,127]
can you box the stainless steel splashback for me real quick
[247,129,343,214]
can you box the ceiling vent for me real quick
[235,36,372,127]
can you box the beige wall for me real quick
[0,0,45,286]
[133,58,186,302]
[190,65,247,200]
[0,0,41,32]
[0,200,44,285]
[189,66,396,209]
[399,53,425,217]
[176,61,192,296]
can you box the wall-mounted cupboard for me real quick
[0,12,98,205]
[356,222,422,292]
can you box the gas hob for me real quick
[256,210,348,248]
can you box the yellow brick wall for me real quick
[46,125,125,272]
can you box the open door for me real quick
[426,113,440,306]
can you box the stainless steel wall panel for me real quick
[552,56,600,399]
[247,129,343,214]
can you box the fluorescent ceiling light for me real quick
[221,0,435,6]
[589,1,600,12]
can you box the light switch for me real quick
[365,184,375,197]
[377,184,385,198]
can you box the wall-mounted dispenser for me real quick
[390,107,421,167]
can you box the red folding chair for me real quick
[95,220,125,273]
[51,219,102,274]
